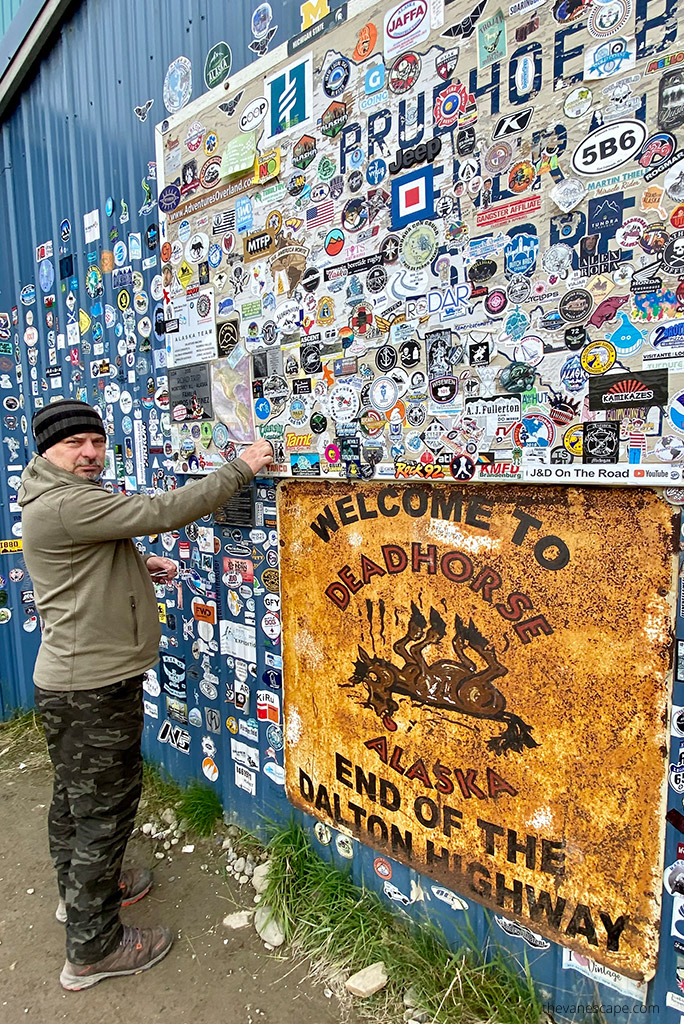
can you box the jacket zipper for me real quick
[130,596,139,646]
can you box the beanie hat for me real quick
[32,400,106,455]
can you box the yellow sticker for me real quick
[117,289,130,311]
[0,538,22,554]
[580,340,616,375]
[177,261,194,288]
[78,309,91,335]
[563,424,584,456]
[158,603,167,624]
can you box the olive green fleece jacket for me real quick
[18,454,254,692]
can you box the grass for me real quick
[138,760,184,822]
[0,708,49,775]
[261,820,544,1024]
[176,779,224,836]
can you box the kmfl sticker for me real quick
[580,340,616,375]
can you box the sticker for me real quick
[164,56,192,113]
[572,120,647,175]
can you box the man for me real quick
[18,399,273,991]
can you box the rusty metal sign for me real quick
[279,481,677,980]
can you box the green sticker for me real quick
[204,41,232,90]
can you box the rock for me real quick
[171,838,179,846]
[403,987,420,1009]
[181,844,195,854]
[161,808,177,827]
[238,874,249,885]
[243,862,254,878]
[233,856,246,874]
[221,838,233,851]
[155,851,165,860]
[251,860,271,894]
[345,962,388,998]
[222,910,254,930]
[26,888,35,895]
[227,825,239,838]
[163,841,171,850]
[254,894,262,904]
[141,822,154,835]
[253,904,285,947]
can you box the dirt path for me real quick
[0,769,347,1024]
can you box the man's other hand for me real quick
[146,556,178,583]
[239,440,274,475]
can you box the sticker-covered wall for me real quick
[157,0,684,490]
[1,0,684,1020]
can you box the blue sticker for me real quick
[255,397,271,420]
[391,165,435,230]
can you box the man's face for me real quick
[43,432,106,479]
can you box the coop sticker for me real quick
[572,120,647,175]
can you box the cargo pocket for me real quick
[130,595,139,646]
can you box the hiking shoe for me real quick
[56,867,153,923]
[59,924,173,990]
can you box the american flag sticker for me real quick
[212,210,236,233]
[391,165,435,230]
[306,200,335,229]
[256,690,281,724]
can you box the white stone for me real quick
[141,822,154,835]
[221,838,233,851]
[155,852,165,860]
[222,910,254,930]
[161,808,177,826]
[233,856,246,874]
[238,874,249,885]
[403,987,419,1009]
[253,904,285,947]
[251,860,271,894]
[181,844,194,854]
[345,962,388,998]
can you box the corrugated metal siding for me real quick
[0,0,677,1018]
[0,0,26,40]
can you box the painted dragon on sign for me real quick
[343,602,539,756]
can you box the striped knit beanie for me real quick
[32,400,106,455]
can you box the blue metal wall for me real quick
[0,0,678,1018]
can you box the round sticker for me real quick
[314,822,332,845]
[335,834,355,859]
[388,52,421,94]
[668,390,684,434]
[581,340,616,374]
[164,56,192,113]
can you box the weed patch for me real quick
[262,820,543,1024]
[0,709,49,775]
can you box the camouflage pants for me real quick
[34,675,144,964]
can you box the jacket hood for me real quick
[18,454,100,507]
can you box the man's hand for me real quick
[146,556,178,584]
[239,439,274,475]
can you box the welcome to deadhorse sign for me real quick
[279,482,677,980]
